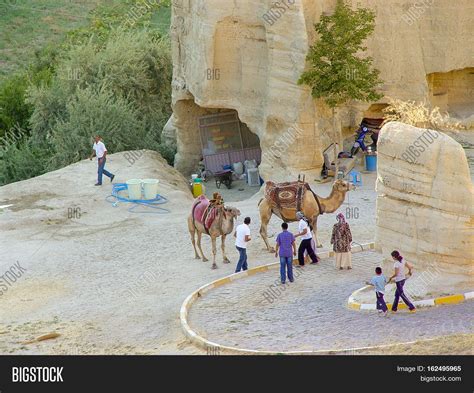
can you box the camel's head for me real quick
[333,179,356,192]
[224,206,241,219]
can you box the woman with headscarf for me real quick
[330,213,353,270]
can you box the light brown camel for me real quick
[188,204,241,269]
[259,179,355,252]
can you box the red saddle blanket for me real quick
[264,181,310,211]
[192,195,220,230]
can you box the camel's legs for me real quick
[211,236,218,269]
[188,218,200,259]
[197,232,208,262]
[312,217,323,248]
[259,200,275,252]
[221,235,230,263]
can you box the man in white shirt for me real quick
[234,217,251,272]
[89,135,115,186]
[294,211,319,266]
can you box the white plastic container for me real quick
[126,179,142,200]
[191,174,198,180]
[247,168,260,187]
[142,179,159,200]
[232,162,244,175]
[244,159,257,171]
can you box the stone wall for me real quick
[169,0,474,178]
[375,122,474,278]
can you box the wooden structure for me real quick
[198,111,261,173]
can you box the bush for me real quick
[0,133,49,184]
[383,99,465,132]
[48,85,148,170]
[158,144,176,166]
[0,73,33,134]
[57,30,172,138]
[1,12,173,185]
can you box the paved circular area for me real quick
[188,251,474,352]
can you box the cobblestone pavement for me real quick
[189,251,474,352]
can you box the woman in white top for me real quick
[388,250,416,312]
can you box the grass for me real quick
[0,0,100,77]
[149,3,170,35]
[0,0,171,79]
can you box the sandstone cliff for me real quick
[375,122,473,280]
[169,0,473,178]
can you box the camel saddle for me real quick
[264,180,323,219]
[191,193,224,234]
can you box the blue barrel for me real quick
[365,153,377,171]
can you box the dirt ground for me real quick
[0,149,472,355]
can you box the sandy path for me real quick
[0,150,471,354]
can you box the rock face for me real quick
[161,114,178,151]
[375,122,474,277]
[170,0,474,178]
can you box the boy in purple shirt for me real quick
[275,223,296,284]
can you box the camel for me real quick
[259,179,355,252]
[187,197,241,269]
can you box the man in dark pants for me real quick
[234,216,251,273]
[294,211,318,266]
[89,135,115,186]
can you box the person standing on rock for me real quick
[89,135,115,186]
[234,217,251,273]
[331,213,353,270]
[275,222,296,284]
[294,211,319,267]
[388,250,416,313]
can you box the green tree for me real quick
[298,0,383,159]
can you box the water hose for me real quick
[106,183,170,214]
[351,241,365,252]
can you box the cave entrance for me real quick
[198,110,261,174]
[427,68,474,121]
[197,109,262,200]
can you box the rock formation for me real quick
[375,122,473,278]
[168,0,474,179]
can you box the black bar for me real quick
[0,355,471,393]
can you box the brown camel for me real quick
[259,180,355,252]
[188,203,241,269]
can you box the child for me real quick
[275,222,296,284]
[366,267,388,316]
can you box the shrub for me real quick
[58,30,172,136]
[25,29,173,173]
[0,73,33,134]
[382,99,465,132]
[0,134,49,184]
[1,12,173,185]
[47,85,148,170]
